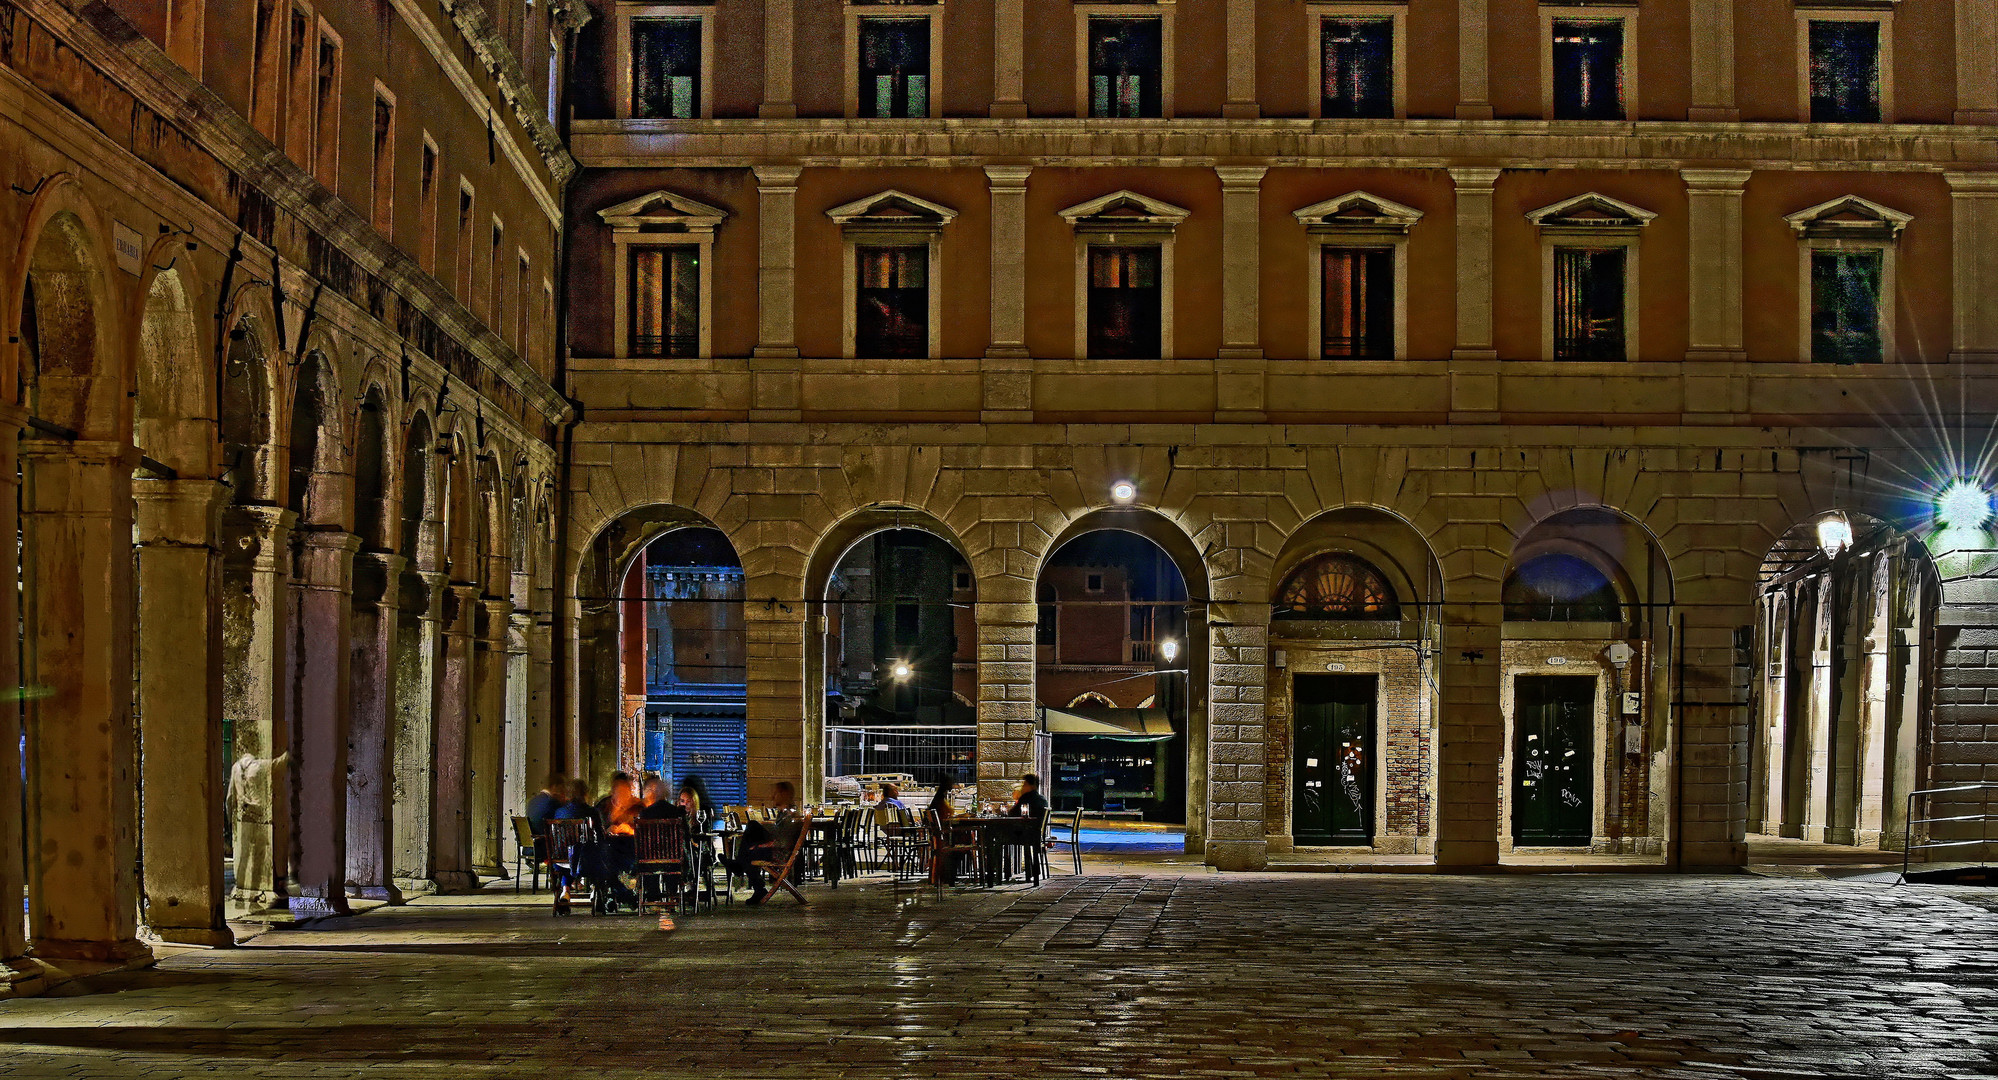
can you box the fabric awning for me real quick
[1040,706,1177,742]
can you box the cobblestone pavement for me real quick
[5,869,1998,1079]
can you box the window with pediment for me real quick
[1784,195,1910,364]
[1061,191,1189,360]
[1528,193,1655,362]
[600,190,728,359]
[826,190,958,358]
[1295,192,1422,360]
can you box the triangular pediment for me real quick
[824,190,959,226]
[1526,192,1658,228]
[597,190,730,230]
[1293,191,1425,228]
[1059,190,1191,226]
[1784,195,1912,237]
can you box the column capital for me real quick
[752,164,803,189]
[1448,166,1504,190]
[294,530,361,589]
[1945,170,1998,193]
[352,551,407,608]
[1681,169,1754,191]
[983,164,1033,187]
[1215,165,1269,188]
[133,478,229,547]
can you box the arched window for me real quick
[1066,692,1115,708]
[1503,553,1622,621]
[1273,553,1399,619]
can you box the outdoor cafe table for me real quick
[948,815,1041,886]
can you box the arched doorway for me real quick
[389,410,445,894]
[1500,508,1672,858]
[617,526,748,806]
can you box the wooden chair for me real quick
[633,817,689,912]
[879,806,926,882]
[748,812,813,905]
[545,818,597,916]
[1043,807,1084,876]
[511,816,543,893]
[924,808,979,895]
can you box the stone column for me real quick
[1958,0,1998,124]
[469,598,515,875]
[1853,552,1894,846]
[990,0,1026,117]
[1946,173,1998,362]
[430,583,482,891]
[289,530,360,919]
[0,407,28,984]
[1671,590,1755,868]
[504,610,534,827]
[1687,0,1737,121]
[525,599,557,797]
[760,0,795,118]
[1456,0,1492,119]
[1754,588,1791,836]
[752,165,803,421]
[1216,165,1267,422]
[1434,568,1502,868]
[19,440,149,962]
[391,570,445,894]
[973,598,1038,804]
[744,592,808,802]
[133,478,232,946]
[1206,596,1268,871]
[1800,573,1836,843]
[346,551,406,903]
[221,504,296,913]
[983,165,1033,422]
[1223,0,1257,118]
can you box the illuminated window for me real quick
[1087,246,1161,359]
[632,17,701,118]
[1321,248,1393,359]
[1088,18,1162,118]
[630,246,700,358]
[858,18,930,118]
[1320,17,1392,119]
[1503,554,1621,622]
[856,246,927,358]
[1551,20,1623,120]
[1274,554,1398,620]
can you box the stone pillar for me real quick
[1946,172,1998,362]
[1206,597,1268,871]
[1682,170,1751,367]
[1456,0,1492,119]
[752,165,803,421]
[1853,552,1894,846]
[1801,573,1836,843]
[990,0,1026,117]
[759,0,795,118]
[430,583,482,891]
[1754,588,1791,836]
[1216,166,1267,422]
[1223,0,1257,118]
[983,165,1033,422]
[1449,168,1501,424]
[504,610,534,828]
[524,598,557,797]
[1958,0,1998,124]
[221,504,296,912]
[973,598,1038,804]
[469,598,515,875]
[133,478,232,946]
[346,551,406,903]
[391,570,445,894]
[1672,592,1755,868]
[1434,570,1502,868]
[1687,0,1737,121]
[0,407,28,984]
[19,441,149,961]
[744,592,807,802]
[290,531,360,919]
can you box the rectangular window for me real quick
[1321,248,1393,358]
[1810,250,1883,363]
[630,246,700,357]
[1808,21,1881,123]
[418,139,439,274]
[548,31,563,124]
[285,6,313,161]
[457,184,475,301]
[1087,246,1161,358]
[313,30,341,187]
[1551,20,1623,120]
[370,91,394,237]
[1320,17,1392,119]
[632,17,701,118]
[855,246,928,358]
[517,254,532,355]
[858,18,930,118]
[1552,247,1626,361]
[1088,18,1162,119]
[490,221,506,328]
[250,0,281,137]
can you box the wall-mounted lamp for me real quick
[1816,512,1853,558]
[1110,481,1136,504]
[891,662,912,680]
[1158,638,1178,664]
[1937,480,1993,530]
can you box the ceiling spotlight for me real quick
[1111,481,1137,504]
[891,662,911,680]
[1937,480,1994,530]
[1816,513,1853,558]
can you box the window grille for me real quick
[633,18,701,119]
[1321,247,1393,358]
[1810,250,1883,363]
[1808,21,1880,123]
[859,18,930,117]
[856,246,928,357]
[630,246,700,357]
[1087,246,1161,358]
[1553,247,1626,361]
[1274,554,1399,619]
[1551,20,1623,120]
[1321,17,1392,119]
[1089,18,1163,118]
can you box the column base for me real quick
[1204,839,1267,871]
[151,926,237,948]
[0,957,55,998]
[1434,839,1499,868]
[348,883,406,904]
[287,894,352,922]
[1455,103,1494,120]
[1222,103,1259,119]
[429,870,482,894]
[393,876,441,897]
[26,936,155,965]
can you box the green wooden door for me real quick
[1512,675,1596,846]
[1292,674,1376,845]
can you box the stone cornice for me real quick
[434,0,581,188]
[570,118,1998,170]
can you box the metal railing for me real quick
[1902,782,1998,881]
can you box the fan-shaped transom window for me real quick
[1503,553,1622,622]
[1274,554,1399,620]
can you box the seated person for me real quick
[584,772,642,911]
[677,774,713,826]
[725,781,802,905]
[877,782,906,810]
[925,779,958,823]
[639,776,686,820]
[1007,773,1050,820]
